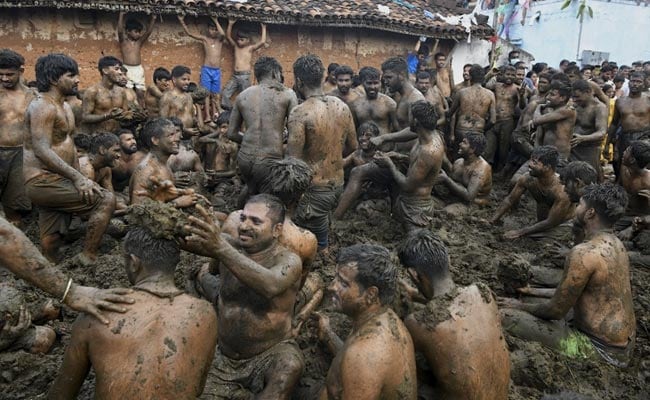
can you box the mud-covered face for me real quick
[415,78,430,95]
[528,156,549,177]
[382,69,403,93]
[173,73,191,92]
[358,128,378,151]
[537,77,550,94]
[56,71,80,96]
[218,123,229,136]
[572,89,591,107]
[546,89,566,107]
[0,68,22,89]
[515,69,526,85]
[458,138,473,157]
[103,143,122,168]
[336,74,352,94]
[503,69,516,85]
[155,78,170,91]
[562,177,582,203]
[363,78,381,100]
[155,124,180,155]
[237,202,278,252]
[329,263,366,318]
[119,133,137,154]
[628,76,645,94]
[574,198,590,230]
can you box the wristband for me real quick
[61,278,73,303]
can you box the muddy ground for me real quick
[1,177,649,400]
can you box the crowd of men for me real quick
[1,13,649,399]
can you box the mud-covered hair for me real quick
[572,79,592,93]
[358,66,380,83]
[293,54,325,88]
[628,140,650,168]
[550,80,572,100]
[560,161,597,185]
[90,132,119,154]
[333,65,354,79]
[257,158,313,207]
[216,111,230,126]
[35,53,79,93]
[74,134,92,152]
[327,63,340,74]
[246,194,286,225]
[531,145,559,170]
[565,65,580,75]
[124,227,180,273]
[171,65,191,78]
[415,71,431,82]
[581,183,628,226]
[502,65,516,74]
[125,18,143,32]
[469,64,485,84]
[381,56,408,76]
[141,117,174,149]
[630,71,646,81]
[465,132,487,156]
[538,72,553,83]
[254,56,282,80]
[338,244,397,305]
[0,49,24,70]
[153,67,171,82]
[358,121,380,138]
[550,72,571,86]
[411,100,438,130]
[398,229,449,283]
[97,56,122,73]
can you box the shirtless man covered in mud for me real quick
[414,70,447,129]
[382,56,425,131]
[316,244,417,400]
[347,66,399,143]
[617,141,650,240]
[287,54,357,249]
[80,56,130,134]
[500,183,636,368]
[144,67,170,117]
[24,54,115,265]
[327,65,361,105]
[111,129,144,192]
[48,227,217,399]
[437,132,492,208]
[373,101,445,231]
[129,117,198,207]
[491,146,574,240]
[0,49,34,226]
[570,79,608,180]
[606,72,650,173]
[528,80,577,162]
[448,64,495,146]
[159,65,199,138]
[226,56,298,201]
[183,196,304,400]
[433,52,454,99]
[399,230,510,400]
[78,133,126,212]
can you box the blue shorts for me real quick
[201,65,221,94]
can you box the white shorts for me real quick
[124,64,145,90]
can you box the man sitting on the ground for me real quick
[617,141,650,241]
[78,133,127,212]
[315,244,417,399]
[490,146,574,240]
[111,129,144,192]
[182,195,305,399]
[399,229,510,400]
[48,226,218,399]
[499,183,636,368]
[437,132,492,210]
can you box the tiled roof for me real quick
[0,0,493,39]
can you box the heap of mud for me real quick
[1,180,649,400]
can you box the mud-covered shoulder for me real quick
[411,287,459,331]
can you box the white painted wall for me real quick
[474,0,650,66]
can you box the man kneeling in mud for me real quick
[398,229,510,399]
[372,100,445,231]
[316,244,417,399]
[183,195,304,399]
[500,183,636,368]
[48,227,217,399]
[490,145,574,240]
